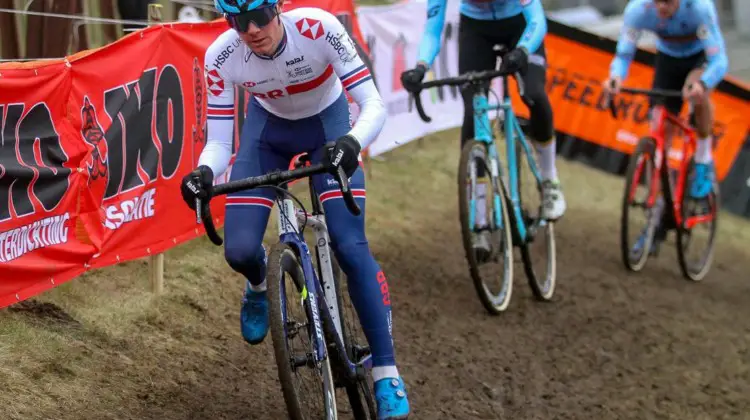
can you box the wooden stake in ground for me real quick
[148,1,165,295]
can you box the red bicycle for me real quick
[609,87,719,281]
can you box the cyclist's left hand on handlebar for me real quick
[683,80,706,104]
[400,63,427,93]
[325,134,361,178]
[180,165,213,210]
[499,47,528,75]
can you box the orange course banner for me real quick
[0,2,370,308]
[505,24,749,182]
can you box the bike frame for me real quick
[632,104,712,230]
[469,77,544,243]
[275,180,372,384]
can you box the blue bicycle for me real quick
[197,154,377,420]
[408,46,557,314]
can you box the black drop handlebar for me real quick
[406,68,531,123]
[606,80,683,120]
[195,160,360,246]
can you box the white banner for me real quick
[358,0,465,157]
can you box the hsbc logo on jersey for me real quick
[206,69,225,96]
[296,18,324,40]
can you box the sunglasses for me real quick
[225,4,278,33]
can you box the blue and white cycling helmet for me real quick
[214,0,279,15]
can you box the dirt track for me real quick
[101,151,750,420]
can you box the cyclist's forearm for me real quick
[200,99,235,176]
[610,38,637,80]
[347,80,386,150]
[700,54,728,90]
[198,136,232,176]
[698,12,729,89]
[416,0,447,68]
[517,0,547,53]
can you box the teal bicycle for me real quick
[407,46,557,314]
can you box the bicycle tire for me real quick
[675,158,719,281]
[515,140,556,301]
[268,242,337,420]
[457,139,514,314]
[316,247,377,419]
[620,137,658,272]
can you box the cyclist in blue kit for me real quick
[602,0,728,255]
[401,0,566,258]
[180,0,410,417]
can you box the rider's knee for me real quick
[224,241,265,275]
[330,237,370,274]
[527,94,554,143]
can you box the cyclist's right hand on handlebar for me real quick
[602,76,622,98]
[400,63,427,93]
[324,135,361,178]
[181,165,213,210]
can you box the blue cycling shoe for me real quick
[631,225,661,257]
[374,377,410,420]
[240,282,269,345]
[632,220,669,257]
[689,162,715,199]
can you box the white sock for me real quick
[476,183,488,227]
[372,366,400,383]
[248,278,267,293]
[695,136,713,164]
[535,139,558,181]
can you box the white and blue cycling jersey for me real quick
[416,0,547,67]
[610,0,729,89]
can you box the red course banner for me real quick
[0,2,369,308]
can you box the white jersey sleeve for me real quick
[198,30,238,178]
[313,10,386,149]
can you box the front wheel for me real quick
[675,159,719,281]
[457,139,514,315]
[268,242,337,420]
[620,137,659,272]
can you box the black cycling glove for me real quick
[181,165,213,210]
[325,134,361,178]
[400,64,427,93]
[500,47,529,75]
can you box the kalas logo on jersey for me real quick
[286,55,304,66]
[206,69,225,96]
[296,17,324,40]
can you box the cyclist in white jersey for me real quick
[179,1,410,418]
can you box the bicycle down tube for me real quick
[413,68,543,241]
[193,160,369,382]
[608,87,710,230]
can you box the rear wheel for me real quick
[620,137,659,272]
[268,243,337,420]
[458,139,514,314]
[676,159,719,281]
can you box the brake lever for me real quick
[412,88,432,123]
[335,165,361,216]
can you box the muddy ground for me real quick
[5,134,749,420]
